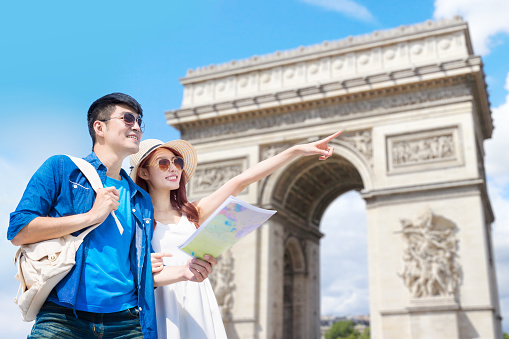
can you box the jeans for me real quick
[28,302,143,339]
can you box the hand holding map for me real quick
[178,196,276,260]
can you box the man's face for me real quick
[101,104,143,156]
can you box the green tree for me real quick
[359,327,370,339]
[503,332,509,339]
[324,320,360,339]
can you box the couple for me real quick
[8,93,341,338]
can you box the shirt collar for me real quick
[83,152,143,198]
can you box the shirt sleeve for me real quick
[7,155,62,240]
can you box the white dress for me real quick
[152,216,228,339]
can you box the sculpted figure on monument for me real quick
[392,134,456,166]
[341,131,372,161]
[193,164,244,192]
[399,207,460,298]
[209,250,235,320]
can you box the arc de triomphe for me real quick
[165,17,503,339]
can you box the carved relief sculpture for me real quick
[209,250,235,320]
[398,207,461,298]
[391,134,456,166]
[341,130,373,164]
[190,159,246,196]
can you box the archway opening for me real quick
[319,190,369,329]
[270,153,368,335]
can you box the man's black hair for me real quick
[87,92,143,149]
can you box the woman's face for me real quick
[143,148,183,192]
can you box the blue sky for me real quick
[1,0,509,336]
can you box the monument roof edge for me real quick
[180,17,468,83]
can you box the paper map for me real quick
[178,195,276,259]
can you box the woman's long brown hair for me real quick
[134,147,200,228]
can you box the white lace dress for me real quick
[152,216,227,339]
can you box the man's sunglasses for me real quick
[100,112,145,133]
[148,157,185,172]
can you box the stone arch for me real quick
[260,140,374,217]
[167,18,502,339]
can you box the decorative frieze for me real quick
[398,207,461,298]
[181,83,471,141]
[189,158,247,197]
[387,127,462,174]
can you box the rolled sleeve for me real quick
[8,156,62,240]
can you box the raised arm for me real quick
[195,131,341,224]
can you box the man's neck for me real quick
[94,146,125,180]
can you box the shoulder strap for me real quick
[66,155,124,235]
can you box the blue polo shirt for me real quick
[8,153,157,339]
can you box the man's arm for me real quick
[11,186,120,246]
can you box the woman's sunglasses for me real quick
[149,157,185,172]
[100,112,145,133]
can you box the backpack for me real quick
[13,155,123,321]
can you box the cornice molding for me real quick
[182,17,469,81]
[166,57,483,125]
[173,18,473,109]
[170,74,481,143]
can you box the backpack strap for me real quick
[66,155,124,235]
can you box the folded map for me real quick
[178,195,277,259]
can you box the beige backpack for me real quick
[13,155,123,321]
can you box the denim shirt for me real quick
[8,153,157,339]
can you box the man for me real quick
[8,93,214,338]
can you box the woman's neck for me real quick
[149,189,182,225]
[149,189,173,213]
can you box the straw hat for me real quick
[129,139,197,184]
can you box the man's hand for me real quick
[87,187,120,225]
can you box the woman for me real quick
[129,131,341,339]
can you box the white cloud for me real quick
[299,0,374,23]
[485,74,509,186]
[485,72,509,333]
[434,0,509,55]
[320,191,369,317]
[489,182,509,331]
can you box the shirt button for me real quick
[132,208,136,213]
[73,184,77,189]
[145,220,149,224]
[139,307,142,311]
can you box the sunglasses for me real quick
[149,157,185,172]
[100,112,145,133]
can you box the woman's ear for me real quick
[138,167,150,180]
